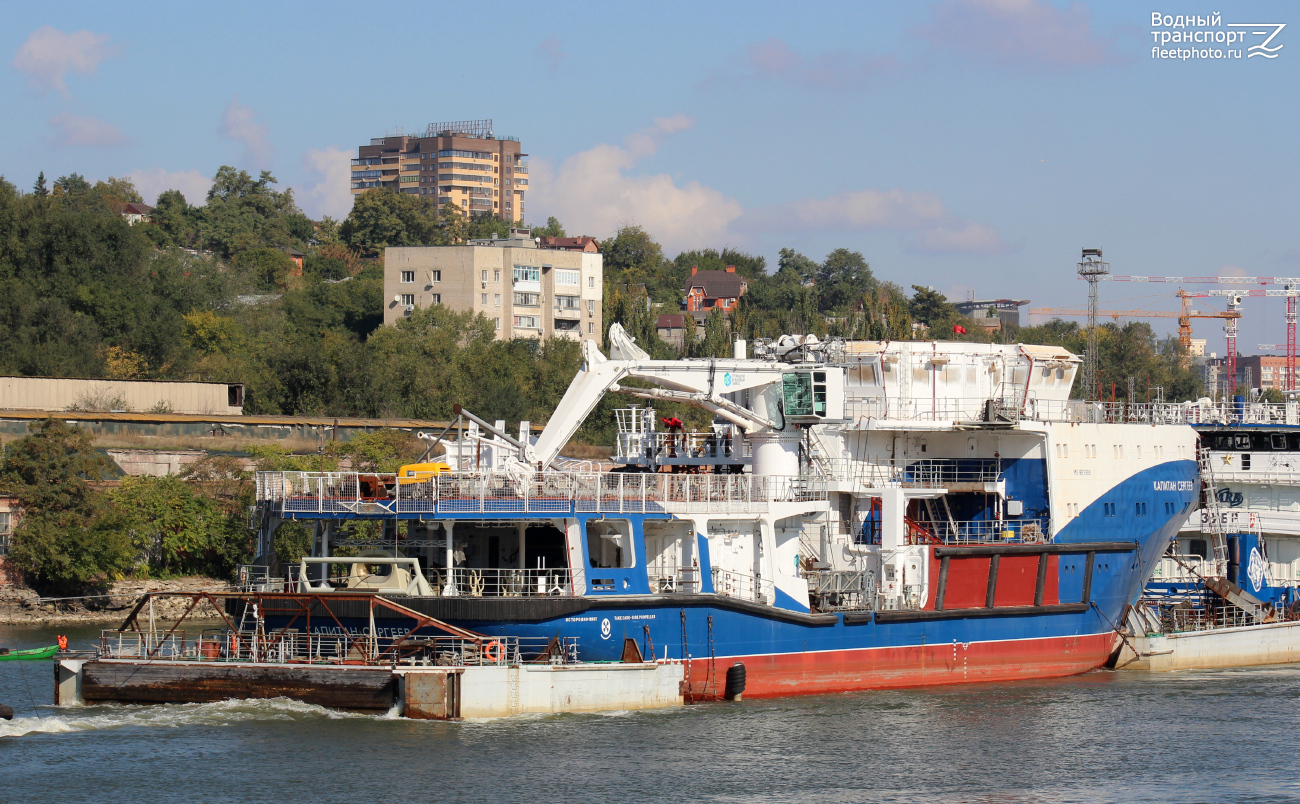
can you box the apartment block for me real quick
[351,119,528,220]
[385,231,603,342]
[1208,354,1295,391]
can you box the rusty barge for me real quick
[53,588,685,719]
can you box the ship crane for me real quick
[527,324,824,471]
[1080,275,1300,392]
[1029,289,1240,372]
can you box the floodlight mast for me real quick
[1077,248,1109,400]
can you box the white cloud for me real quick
[11,25,118,93]
[737,189,1008,255]
[219,96,272,166]
[913,0,1119,67]
[531,115,744,253]
[299,146,354,219]
[534,119,1006,256]
[129,168,213,206]
[48,113,127,148]
[909,222,1007,254]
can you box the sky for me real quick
[3,0,1297,354]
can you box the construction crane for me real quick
[1029,290,1240,371]
[1205,288,1299,392]
[1081,275,1299,392]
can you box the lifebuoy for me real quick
[483,640,502,663]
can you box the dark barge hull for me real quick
[80,660,398,711]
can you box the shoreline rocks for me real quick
[0,576,230,625]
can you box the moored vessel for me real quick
[249,327,1200,698]
[1120,399,1300,670]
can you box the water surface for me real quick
[2,623,1296,803]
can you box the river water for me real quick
[2,622,1297,804]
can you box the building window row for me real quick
[438,149,493,160]
[436,161,493,172]
[514,292,540,306]
[513,266,541,283]
[514,315,540,329]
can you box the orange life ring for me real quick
[483,640,502,663]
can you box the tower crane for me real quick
[1081,275,1300,392]
[1029,290,1240,371]
[1206,288,1300,392]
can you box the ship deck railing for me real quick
[823,458,1003,489]
[711,567,774,606]
[859,518,1050,545]
[1149,554,1222,584]
[648,566,702,595]
[98,629,579,667]
[844,397,1300,427]
[257,470,827,517]
[925,518,1051,544]
[425,567,575,598]
[615,431,753,463]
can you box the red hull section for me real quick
[686,632,1118,700]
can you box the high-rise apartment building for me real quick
[351,119,528,220]
[384,230,602,343]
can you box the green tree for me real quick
[530,216,567,238]
[232,246,297,290]
[107,475,241,576]
[0,419,132,593]
[817,248,874,311]
[53,173,92,198]
[339,188,442,254]
[150,189,199,247]
[199,167,303,258]
[601,225,664,290]
[909,285,966,336]
[33,172,48,197]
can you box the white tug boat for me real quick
[1118,399,1300,670]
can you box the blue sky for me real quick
[3,1,1297,353]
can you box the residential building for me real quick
[351,119,528,220]
[656,314,689,348]
[539,236,599,252]
[119,202,153,225]
[1207,354,1295,392]
[1189,339,1207,358]
[0,495,19,585]
[384,230,603,342]
[684,266,747,313]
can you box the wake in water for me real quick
[0,696,390,739]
